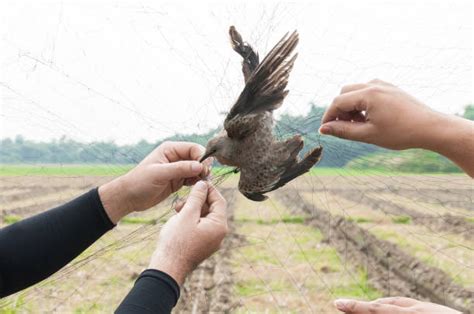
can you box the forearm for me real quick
[0,188,114,297]
[421,113,474,177]
[116,269,180,314]
[99,177,133,224]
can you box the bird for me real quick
[200,26,323,201]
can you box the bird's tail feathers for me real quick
[271,145,323,191]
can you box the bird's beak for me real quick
[199,151,213,163]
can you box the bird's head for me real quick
[200,136,227,163]
[200,130,237,166]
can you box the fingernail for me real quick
[334,299,352,311]
[191,161,202,172]
[195,180,207,190]
[319,124,331,134]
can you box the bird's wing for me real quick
[238,136,323,202]
[225,29,299,139]
[229,26,259,83]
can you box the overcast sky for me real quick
[1,0,472,144]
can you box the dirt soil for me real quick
[331,188,473,240]
[277,187,474,313]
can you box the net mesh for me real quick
[0,1,472,313]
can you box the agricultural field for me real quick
[0,169,473,313]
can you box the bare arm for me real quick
[320,79,474,177]
[422,113,474,177]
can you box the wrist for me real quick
[148,251,190,286]
[419,112,463,153]
[98,176,134,224]
[413,111,449,151]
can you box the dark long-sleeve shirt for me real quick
[0,188,179,313]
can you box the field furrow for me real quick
[174,188,239,313]
[277,187,473,313]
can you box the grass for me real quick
[73,303,103,314]
[331,269,383,299]
[1,164,463,177]
[120,217,157,225]
[0,164,134,176]
[235,278,291,297]
[371,227,474,286]
[392,215,412,224]
[347,216,373,224]
[0,294,29,313]
[235,215,306,225]
[3,215,21,224]
[293,246,341,270]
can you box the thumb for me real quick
[319,121,372,142]
[334,299,406,313]
[179,181,208,222]
[153,160,203,181]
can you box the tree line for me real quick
[2,104,472,168]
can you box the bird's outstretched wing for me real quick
[229,26,259,83]
[225,27,299,139]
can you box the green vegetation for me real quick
[465,217,474,224]
[235,278,290,296]
[463,104,474,120]
[392,215,411,224]
[347,216,372,223]
[331,269,382,299]
[0,105,380,168]
[2,105,472,173]
[235,215,306,225]
[0,294,29,313]
[3,215,21,224]
[239,244,280,265]
[0,164,133,176]
[347,149,462,174]
[120,217,157,225]
[293,246,341,268]
[73,303,103,314]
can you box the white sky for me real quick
[1,0,472,144]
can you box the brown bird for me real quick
[200,26,323,201]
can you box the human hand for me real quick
[98,141,212,223]
[148,181,228,285]
[334,297,461,314]
[320,79,442,150]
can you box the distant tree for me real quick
[463,104,474,121]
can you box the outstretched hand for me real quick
[98,141,212,223]
[148,181,228,285]
[320,79,438,150]
[320,79,474,177]
[334,297,461,314]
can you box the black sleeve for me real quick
[0,188,115,297]
[116,269,180,314]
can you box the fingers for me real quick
[178,185,227,217]
[179,181,209,222]
[206,185,227,222]
[198,184,228,237]
[341,83,368,94]
[334,299,407,314]
[174,196,210,217]
[152,160,203,181]
[322,89,369,124]
[319,120,373,142]
[161,141,205,162]
[374,297,419,307]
